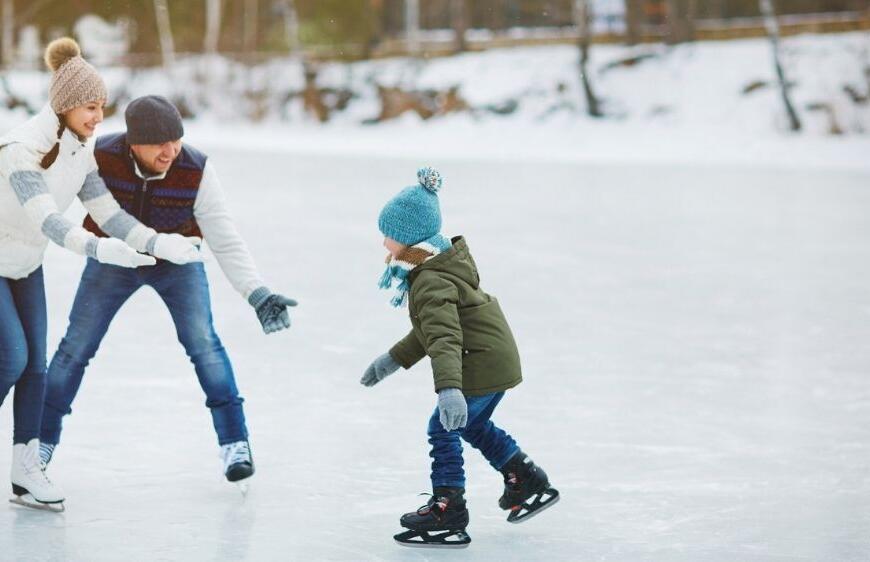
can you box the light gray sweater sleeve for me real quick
[77,167,158,253]
[194,161,268,300]
[1,143,98,257]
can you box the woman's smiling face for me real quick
[63,100,106,139]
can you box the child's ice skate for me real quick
[499,451,559,523]
[221,440,254,495]
[9,439,65,513]
[394,487,471,548]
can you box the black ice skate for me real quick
[394,487,471,548]
[499,451,560,523]
[220,441,254,495]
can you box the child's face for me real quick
[383,237,406,259]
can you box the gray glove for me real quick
[438,388,468,431]
[360,352,401,387]
[248,287,297,334]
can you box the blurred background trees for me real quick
[0,0,866,67]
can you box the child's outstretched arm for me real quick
[360,352,401,387]
[389,330,426,369]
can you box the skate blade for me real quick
[235,481,250,497]
[394,529,471,549]
[507,487,559,524]
[9,494,65,513]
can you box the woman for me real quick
[0,38,200,510]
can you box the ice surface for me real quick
[0,147,868,561]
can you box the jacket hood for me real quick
[0,104,63,154]
[411,236,480,289]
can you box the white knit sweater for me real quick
[0,105,157,279]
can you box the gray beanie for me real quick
[125,95,184,145]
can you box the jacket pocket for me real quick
[458,298,502,354]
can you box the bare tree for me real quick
[1,0,13,68]
[450,0,469,53]
[276,0,300,56]
[153,0,176,70]
[405,0,420,56]
[666,0,696,44]
[624,0,644,46]
[759,0,801,131]
[243,0,258,53]
[204,0,221,55]
[574,0,602,117]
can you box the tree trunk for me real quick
[450,0,468,53]
[278,0,300,55]
[153,0,176,70]
[666,0,695,44]
[405,0,420,56]
[243,0,258,53]
[624,0,643,46]
[1,0,13,68]
[759,0,801,131]
[574,0,603,117]
[204,0,221,55]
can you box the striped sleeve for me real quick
[0,143,98,258]
[77,169,158,253]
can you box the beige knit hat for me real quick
[44,37,108,115]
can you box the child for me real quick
[361,167,559,548]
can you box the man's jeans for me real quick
[40,259,248,446]
[428,391,519,489]
[0,268,47,444]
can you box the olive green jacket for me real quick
[389,236,522,396]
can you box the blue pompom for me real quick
[417,167,442,193]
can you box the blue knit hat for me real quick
[378,167,443,245]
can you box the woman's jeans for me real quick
[0,267,48,444]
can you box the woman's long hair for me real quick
[40,122,65,169]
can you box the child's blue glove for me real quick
[248,287,297,334]
[438,388,467,431]
[360,352,401,387]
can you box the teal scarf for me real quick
[379,234,452,307]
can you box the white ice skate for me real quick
[221,440,254,495]
[39,442,56,466]
[10,439,65,512]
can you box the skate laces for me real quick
[22,445,53,484]
[39,443,55,466]
[221,441,251,468]
[416,492,449,515]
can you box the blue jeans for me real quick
[0,268,48,444]
[428,391,519,489]
[40,259,247,446]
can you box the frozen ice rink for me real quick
[0,149,868,561]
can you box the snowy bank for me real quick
[1,32,867,171]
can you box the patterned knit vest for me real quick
[83,132,206,238]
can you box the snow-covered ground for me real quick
[0,145,868,560]
[2,32,869,171]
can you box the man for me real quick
[39,95,295,485]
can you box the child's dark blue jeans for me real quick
[427,390,519,489]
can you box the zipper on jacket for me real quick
[137,178,149,220]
